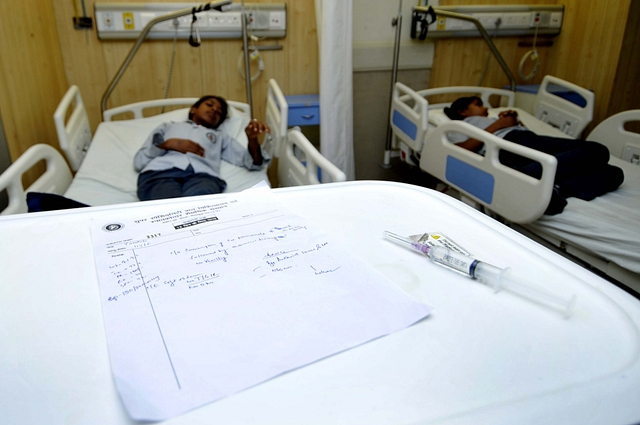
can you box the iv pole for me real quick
[101,0,236,115]
[381,0,403,169]
[381,4,517,168]
[241,0,253,117]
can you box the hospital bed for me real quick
[2,181,640,424]
[0,79,346,215]
[390,77,640,293]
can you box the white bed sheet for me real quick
[529,157,640,274]
[426,107,640,274]
[64,108,269,206]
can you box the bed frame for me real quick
[390,75,595,223]
[0,144,73,216]
[389,77,640,293]
[0,79,345,216]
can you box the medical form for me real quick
[90,187,432,421]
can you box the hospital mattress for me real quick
[528,157,640,275]
[426,108,640,277]
[64,108,268,206]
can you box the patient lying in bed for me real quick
[134,95,271,201]
[444,96,624,215]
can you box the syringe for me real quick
[383,231,577,318]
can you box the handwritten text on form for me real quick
[91,189,431,421]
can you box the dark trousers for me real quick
[501,130,624,202]
[137,165,226,201]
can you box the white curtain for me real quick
[315,0,355,181]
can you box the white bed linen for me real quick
[425,107,640,274]
[64,108,269,206]
[529,157,640,274]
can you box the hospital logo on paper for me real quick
[103,223,124,232]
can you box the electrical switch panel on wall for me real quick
[411,5,563,39]
[95,3,286,40]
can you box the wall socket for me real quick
[95,2,286,40]
[413,5,563,38]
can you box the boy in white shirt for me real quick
[444,96,623,214]
[135,95,270,201]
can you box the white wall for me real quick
[352,0,435,71]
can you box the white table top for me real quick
[2,181,639,425]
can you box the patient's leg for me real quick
[137,168,185,201]
[501,131,611,180]
[559,165,624,201]
[181,173,226,197]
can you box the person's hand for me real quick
[245,119,270,139]
[498,109,518,119]
[494,114,519,129]
[159,138,205,156]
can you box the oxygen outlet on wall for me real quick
[623,146,640,165]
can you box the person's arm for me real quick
[456,114,520,152]
[244,119,270,165]
[134,124,168,171]
[219,120,272,170]
[159,139,204,156]
[134,123,206,171]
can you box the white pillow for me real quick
[220,115,250,147]
[149,107,250,147]
[428,108,451,126]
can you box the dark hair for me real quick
[189,95,228,128]
[444,96,482,120]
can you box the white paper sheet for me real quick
[90,187,432,421]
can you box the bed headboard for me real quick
[390,83,515,155]
[53,85,93,172]
[414,86,515,110]
[102,98,198,121]
[390,82,429,153]
[102,98,251,122]
[587,110,640,163]
[533,75,594,138]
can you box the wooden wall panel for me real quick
[52,0,319,132]
[430,37,555,89]
[607,0,640,119]
[545,0,631,129]
[0,0,68,168]
[430,0,632,131]
[52,1,111,132]
[286,0,319,94]
[431,0,557,89]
